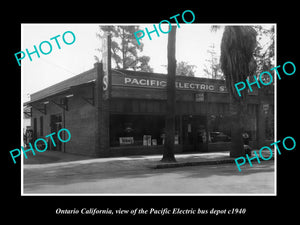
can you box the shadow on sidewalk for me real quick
[23,150,94,164]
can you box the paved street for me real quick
[23,152,275,195]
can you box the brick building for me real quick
[24,62,274,157]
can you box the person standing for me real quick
[242,132,252,155]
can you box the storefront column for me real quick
[204,93,209,152]
[95,62,110,156]
[256,102,266,148]
[179,115,183,152]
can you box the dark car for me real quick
[210,132,231,142]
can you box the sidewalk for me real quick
[23,149,274,171]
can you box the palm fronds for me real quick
[220,26,257,100]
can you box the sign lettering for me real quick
[113,74,227,93]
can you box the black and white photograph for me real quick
[4,5,298,221]
[21,23,276,195]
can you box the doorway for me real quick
[182,115,207,152]
[50,113,62,151]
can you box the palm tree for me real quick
[219,26,257,157]
[161,26,177,162]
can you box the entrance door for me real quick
[182,115,206,152]
[50,114,62,151]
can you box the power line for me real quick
[39,57,77,76]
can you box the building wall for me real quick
[65,87,96,156]
[31,99,60,138]
[31,86,97,156]
[29,67,274,157]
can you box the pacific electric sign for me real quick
[112,74,228,93]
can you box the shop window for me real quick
[110,115,180,147]
[206,103,231,143]
[207,103,260,143]
[208,114,232,143]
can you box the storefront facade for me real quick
[24,62,274,157]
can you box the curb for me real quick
[152,153,275,169]
[153,158,236,169]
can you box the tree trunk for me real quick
[229,94,245,157]
[161,26,177,162]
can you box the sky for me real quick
[21,23,273,102]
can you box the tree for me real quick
[161,26,177,162]
[253,25,275,87]
[95,26,153,72]
[162,61,196,76]
[203,44,224,79]
[176,61,196,76]
[220,26,257,157]
[253,25,275,142]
